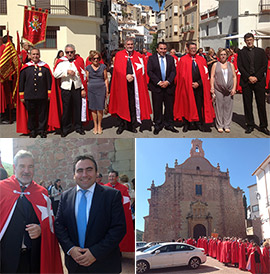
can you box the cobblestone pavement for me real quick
[0,94,269,138]
[143,256,246,273]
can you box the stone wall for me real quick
[13,138,134,189]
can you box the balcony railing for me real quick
[259,0,270,12]
[27,0,102,17]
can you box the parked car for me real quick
[136,242,206,273]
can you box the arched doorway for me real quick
[193,224,206,240]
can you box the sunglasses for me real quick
[65,51,74,54]
[93,57,100,60]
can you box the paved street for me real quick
[144,256,247,273]
[0,93,269,138]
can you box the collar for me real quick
[126,50,134,57]
[76,182,96,193]
[26,60,46,67]
[17,178,31,188]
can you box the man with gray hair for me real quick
[0,150,62,273]
[52,44,87,137]
[109,38,152,134]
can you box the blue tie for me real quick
[192,58,197,71]
[160,56,165,81]
[77,189,87,248]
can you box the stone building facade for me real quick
[13,138,134,189]
[144,139,246,242]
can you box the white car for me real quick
[136,242,206,273]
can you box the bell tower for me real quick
[190,139,205,157]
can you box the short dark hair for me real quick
[97,173,103,178]
[109,170,119,177]
[244,33,254,41]
[73,155,98,173]
[157,42,167,49]
[186,42,197,49]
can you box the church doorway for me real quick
[193,224,206,240]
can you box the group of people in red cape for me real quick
[182,236,270,273]
[1,35,270,136]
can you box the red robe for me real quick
[262,246,270,273]
[174,53,215,123]
[108,50,152,122]
[212,239,217,258]
[105,182,135,252]
[266,60,270,89]
[0,175,63,273]
[16,60,52,134]
[239,242,247,270]
[231,240,239,264]
[48,54,89,131]
[217,240,222,261]
[247,247,263,274]
[228,53,242,93]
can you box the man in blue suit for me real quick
[55,155,126,273]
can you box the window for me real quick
[218,22,222,35]
[206,25,209,36]
[252,205,259,212]
[36,27,59,49]
[174,5,178,16]
[0,0,7,15]
[232,18,238,33]
[174,24,178,36]
[175,244,195,251]
[196,185,202,195]
[196,166,200,170]
[0,26,6,36]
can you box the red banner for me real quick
[23,6,48,46]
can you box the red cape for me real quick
[262,246,270,273]
[231,240,239,264]
[228,53,242,92]
[48,55,89,131]
[239,242,247,270]
[174,54,215,123]
[0,175,63,273]
[105,182,135,252]
[246,247,264,274]
[108,50,152,122]
[217,240,222,261]
[16,61,52,134]
[266,60,270,89]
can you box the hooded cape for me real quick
[108,50,152,122]
[0,175,63,273]
[174,54,215,123]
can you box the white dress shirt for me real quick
[158,53,167,76]
[53,60,84,90]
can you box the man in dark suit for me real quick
[55,155,126,273]
[238,33,269,135]
[147,42,178,135]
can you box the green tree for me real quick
[150,33,158,54]
[155,0,163,11]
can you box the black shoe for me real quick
[29,131,37,138]
[61,131,68,137]
[259,127,270,135]
[76,129,85,135]
[245,126,254,134]
[40,131,47,138]
[153,128,161,135]
[203,125,212,132]
[197,124,204,132]
[182,124,189,133]
[130,128,137,133]
[116,127,124,135]
[165,126,179,133]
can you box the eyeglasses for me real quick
[65,51,74,54]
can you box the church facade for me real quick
[144,139,246,242]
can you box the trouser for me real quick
[242,82,268,128]
[25,99,48,133]
[61,84,82,134]
[119,82,136,129]
[193,86,204,124]
[16,248,40,273]
[151,89,174,129]
[214,90,233,129]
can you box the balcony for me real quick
[259,0,270,13]
[28,0,102,17]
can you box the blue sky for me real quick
[136,138,270,231]
[129,0,164,11]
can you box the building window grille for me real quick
[196,185,202,195]
[36,27,59,49]
[0,0,7,15]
